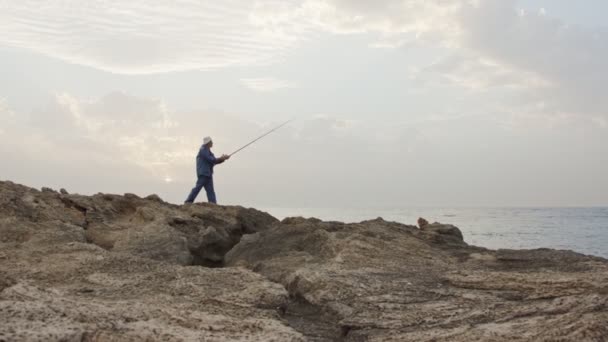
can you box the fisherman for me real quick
[185,136,230,204]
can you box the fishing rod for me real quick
[229,119,293,157]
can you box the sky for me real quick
[1,0,607,208]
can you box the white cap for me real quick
[203,136,212,145]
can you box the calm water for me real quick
[261,207,608,259]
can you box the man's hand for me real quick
[220,154,230,161]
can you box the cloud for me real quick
[0,91,189,181]
[250,0,464,47]
[0,98,14,128]
[240,77,296,92]
[2,1,608,207]
[0,92,429,205]
[2,91,608,207]
[0,1,312,74]
[3,0,606,122]
[248,0,608,126]
[410,53,553,92]
[292,0,608,120]
[284,0,459,34]
[456,1,608,117]
[0,0,472,73]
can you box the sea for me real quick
[261,207,608,259]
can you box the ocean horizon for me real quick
[261,206,608,259]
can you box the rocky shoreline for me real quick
[1,180,607,341]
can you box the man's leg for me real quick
[203,176,217,204]
[185,177,205,203]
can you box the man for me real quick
[185,136,230,204]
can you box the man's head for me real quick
[203,136,213,148]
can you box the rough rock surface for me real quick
[1,180,607,341]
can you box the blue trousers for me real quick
[185,175,216,204]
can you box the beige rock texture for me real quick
[1,180,607,341]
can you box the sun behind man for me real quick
[185,136,230,204]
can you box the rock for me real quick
[112,223,193,265]
[144,194,163,203]
[1,180,607,341]
[196,226,232,265]
[0,274,16,292]
[124,193,140,200]
[282,216,322,225]
[418,222,465,245]
[59,188,69,195]
[236,206,279,234]
[226,213,608,341]
[0,180,302,342]
[0,181,277,266]
[135,206,156,222]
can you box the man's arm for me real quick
[216,154,230,164]
[202,149,230,165]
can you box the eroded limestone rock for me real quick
[227,216,608,341]
[1,180,607,341]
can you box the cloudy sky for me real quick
[1,0,607,208]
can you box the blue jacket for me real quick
[196,146,224,177]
